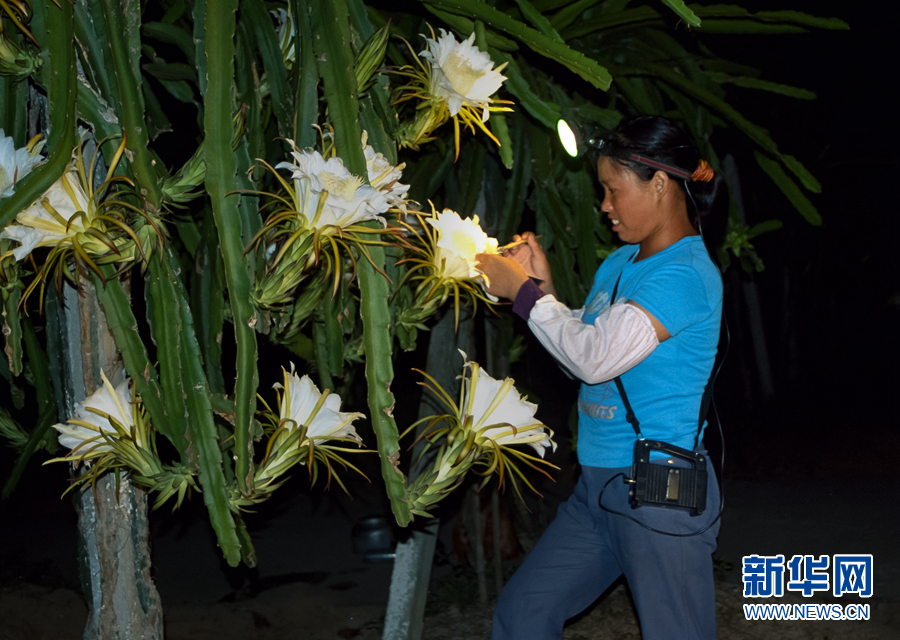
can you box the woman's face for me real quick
[596,156,664,245]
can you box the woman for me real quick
[477,115,727,640]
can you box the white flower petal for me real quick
[0,129,44,200]
[55,424,114,454]
[2,163,89,261]
[435,246,473,280]
[483,424,556,458]
[75,376,134,429]
[279,366,364,444]
[419,30,507,120]
[363,140,410,211]
[426,209,499,281]
[53,373,134,454]
[0,224,64,261]
[278,144,389,229]
[468,372,537,430]
[462,359,555,458]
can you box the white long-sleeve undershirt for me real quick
[526,296,660,384]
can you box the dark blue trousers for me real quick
[491,463,720,640]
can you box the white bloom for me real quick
[0,163,89,261]
[53,371,133,457]
[0,129,44,200]
[277,365,364,445]
[363,133,410,212]
[419,29,507,123]
[461,354,556,458]
[276,144,389,229]
[426,208,499,280]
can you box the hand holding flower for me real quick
[475,252,529,301]
[504,232,556,297]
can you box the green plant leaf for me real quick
[454,140,486,216]
[0,0,76,229]
[512,0,564,42]
[425,7,520,51]
[780,154,822,193]
[190,210,227,395]
[158,78,196,104]
[612,63,778,154]
[705,72,816,100]
[75,77,122,161]
[564,168,600,290]
[142,21,197,66]
[98,0,161,207]
[309,0,366,174]
[661,0,700,27]
[290,0,320,150]
[204,0,260,501]
[493,52,560,130]
[155,248,241,566]
[74,0,118,108]
[1,319,59,498]
[144,256,190,461]
[692,6,849,33]
[533,183,581,305]
[242,0,294,137]
[0,76,27,145]
[142,61,198,82]
[142,80,173,140]
[550,0,604,31]
[422,0,612,90]
[91,270,179,451]
[559,5,659,39]
[404,145,456,204]
[499,116,532,242]
[747,219,783,239]
[755,151,821,226]
[492,113,514,170]
[471,21,513,169]
[192,0,209,97]
[358,243,411,527]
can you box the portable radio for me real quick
[625,439,708,516]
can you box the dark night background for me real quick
[1,0,896,637]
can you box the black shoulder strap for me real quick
[613,375,642,439]
[609,273,643,438]
[610,273,621,305]
[607,271,711,447]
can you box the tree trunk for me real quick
[722,154,775,400]
[48,280,163,640]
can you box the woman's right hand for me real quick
[505,232,556,296]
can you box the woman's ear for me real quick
[653,170,669,198]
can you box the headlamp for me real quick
[557,118,603,158]
[558,116,697,187]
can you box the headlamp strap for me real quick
[628,154,716,184]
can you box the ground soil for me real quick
[2,573,898,639]
[2,415,896,639]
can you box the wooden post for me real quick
[491,489,503,597]
[468,485,488,606]
[485,315,510,598]
[382,310,474,639]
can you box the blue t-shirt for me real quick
[577,236,722,468]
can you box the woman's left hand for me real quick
[475,253,530,301]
